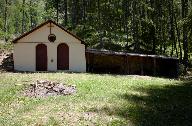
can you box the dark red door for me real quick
[57,43,69,70]
[36,44,47,71]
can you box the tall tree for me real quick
[4,0,8,42]
[182,0,189,71]
[56,0,59,23]
[22,0,25,33]
[64,0,68,26]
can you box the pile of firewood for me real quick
[24,80,76,98]
[0,53,14,71]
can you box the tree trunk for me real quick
[4,0,8,42]
[176,24,183,60]
[56,0,59,23]
[64,0,68,26]
[169,0,177,57]
[22,0,25,33]
[30,0,33,29]
[97,0,103,48]
[182,0,189,73]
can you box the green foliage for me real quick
[0,42,13,52]
[178,63,186,75]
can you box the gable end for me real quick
[12,20,86,45]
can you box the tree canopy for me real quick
[0,0,192,67]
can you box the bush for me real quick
[0,42,13,52]
[178,64,185,76]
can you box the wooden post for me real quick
[86,52,89,72]
[127,55,129,74]
[123,55,129,74]
[153,57,156,76]
[140,57,144,75]
[123,55,126,74]
[91,53,94,72]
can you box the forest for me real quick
[0,0,192,68]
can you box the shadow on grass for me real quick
[92,81,192,126]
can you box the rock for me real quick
[24,80,76,98]
[53,86,61,92]
[57,83,66,89]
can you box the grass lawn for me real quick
[0,72,192,126]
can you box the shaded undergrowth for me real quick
[92,81,192,126]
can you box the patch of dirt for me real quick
[24,80,76,98]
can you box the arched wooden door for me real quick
[36,44,47,71]
[57,43,69,70]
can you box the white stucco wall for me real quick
[14,43,36,71]
[14,22,86,72]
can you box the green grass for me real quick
[0,72,191,126]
